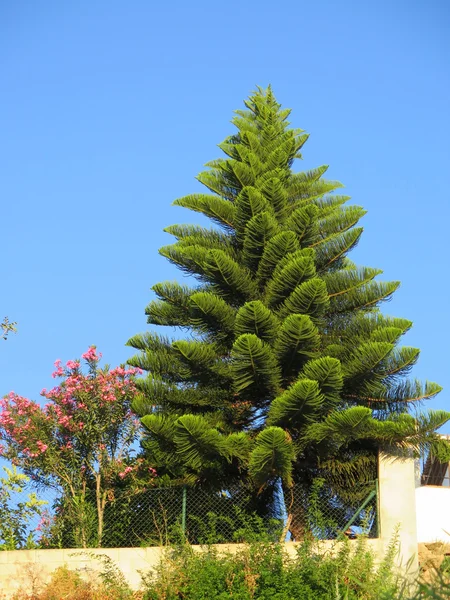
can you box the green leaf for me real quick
[290,205,320,247]
[281,278,330,322]
[249,427,295,487]
[329,281,400,314]
[303,406,373,445]
[234,301,279,343]
[315,228,363,270]
[323,267,382,297]
[256,231,300,284]
[242,211,280,270]
[197,170,240,200]
[265,251,316,308]
[377,347,420,378]
[231,334,281,398]
[159,244,210,277]
[234,186,274,238]
[223,432,252,463]
[258,176,288,216]
[230,161,256,187]
[302,356,343,407]
[173,194,236,229]
[143,281,193,326]
[370,327,404,344]
[144,300,189,327]
[174,415,224,470]
[205,250,258,300]
[267,379,324,428]
[190,292,236,339]
[164,224,237,258]
[274,314,320,374]
[342,342,394,380]
[318,205,367,237]
[172,340,219,369]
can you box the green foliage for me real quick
[128,86,446,516]
[142,537,404,600]
[0,466,47,550]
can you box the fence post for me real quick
[181,486,187,536]
[338,484,377,539]
[376,477,381,538]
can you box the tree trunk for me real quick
[95,475,104,547]
[282,485,308,541]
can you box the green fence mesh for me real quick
[4,479,379,549]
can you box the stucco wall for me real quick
[0,540,384,597]
[416,486,450,543]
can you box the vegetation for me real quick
[0,347,155,547]
[143,537,403,600]
[9,538,450,599]
[0,466,47,550]
[1,316,16,340]
[0,86,447,597]
[11,560,141,600]
[127,87,449,533]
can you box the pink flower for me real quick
[119,466,133,479]
[36,441,48,453]
[81,346,101,362]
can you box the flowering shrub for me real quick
[0,347,156,547]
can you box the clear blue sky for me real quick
[2,1,449,425]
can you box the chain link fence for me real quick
[2,479,379,550]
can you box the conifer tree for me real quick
[128,87,448,510]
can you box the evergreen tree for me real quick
[128,87,448,512]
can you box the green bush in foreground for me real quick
[143,537,403,600]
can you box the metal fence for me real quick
[3,479,379,550]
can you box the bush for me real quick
[142,536,403,600]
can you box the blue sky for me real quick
[2,1,449,425]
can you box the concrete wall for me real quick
[0,546,163,595]
[416,486,450,543]
[0,540,384,597]
[378,450,419,576]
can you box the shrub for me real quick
[142,536,403,600]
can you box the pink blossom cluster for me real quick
[81,346,102,363]
[0,349,151,488]
[118,466,134,479]
[0,346,157,515]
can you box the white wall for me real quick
[0,541,384,597]
[416,486,450,543]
